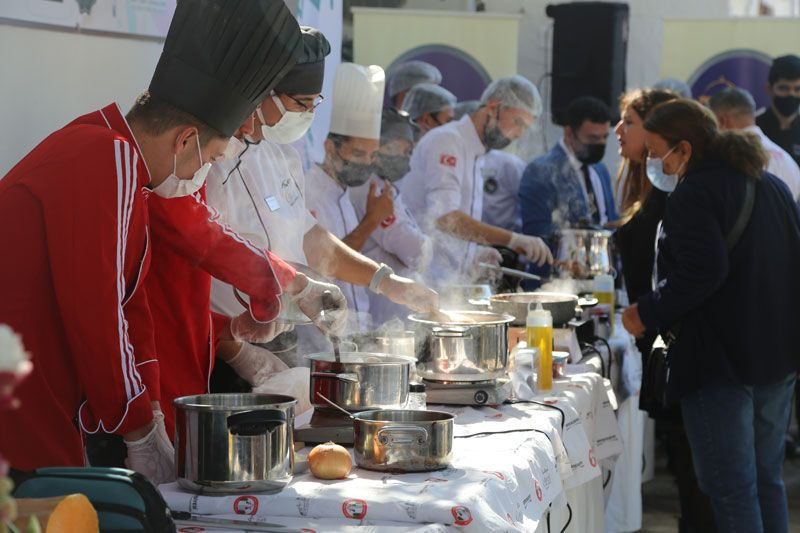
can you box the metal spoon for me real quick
[316,391,355,420]
[321,290,341,363]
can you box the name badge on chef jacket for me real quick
[264,195,280,212]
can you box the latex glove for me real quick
[508,232,553,266]
[291,277,348,336]
[474,246,503,283]
[230,311,294,344]
[226,342,290,385]
[124,410,175,486]
[378,274,439,313]
[253,367,312,416]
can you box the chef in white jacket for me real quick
[305,62,437,330]
[349,109,433,323]
[399,75,553,287]
[207,32,436,374]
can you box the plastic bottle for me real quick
[593,274,615,334]
[406,382,427,410]
[526,303,553,392]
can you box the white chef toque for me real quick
[329,63,385,140]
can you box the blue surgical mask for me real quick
[645,146,683,193]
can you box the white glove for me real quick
[475,245,502,266]
[124,410,175,486]
[226,342,290,385]
[378,274,439,313]
[253,367,312,416]
[230,311,294,344]
[508,232,554,266]
[291,277,348,336]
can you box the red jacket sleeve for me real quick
[146,192,297,322]
[125,283,161,402]
[42,136,153,435]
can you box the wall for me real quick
[0,23,163,176]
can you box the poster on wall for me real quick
[0,0,176,39]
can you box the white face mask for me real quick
[222,136,246,161]
[257,94,314,145]
[152,135,211,198]
[645,145,684,193]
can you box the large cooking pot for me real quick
[555,229,613,279]
[349,331,418,359]
[308,352,414,411]
[353,410,454,472]
[174,393,295,494]
[409,310,514,382]
[490,291,592,327]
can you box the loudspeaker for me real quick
[546,2,629,125]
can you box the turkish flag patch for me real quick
[439,154,457,167]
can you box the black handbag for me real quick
[639,178,756,416]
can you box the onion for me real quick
[308,441,352,479]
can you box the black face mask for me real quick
[483,108,512,150]
[773,95,800,117]
[375,153,410,182]
[575,142,607,165]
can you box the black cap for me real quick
[380,107,415,146]
[148,0,302,137]
[769,54,800,84]
[274,26,331,95]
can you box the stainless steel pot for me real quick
[353,410,454,472]
[556,229,613,279]
[308,352,414,411]
[490,291,583,327]
[174,393,296,494]
[409,310,514,382]
[349,331,418,359]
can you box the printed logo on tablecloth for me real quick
[402,501,419,520]
[506,512,515,525]
[233,495,259,515]
[484,470,505,481]
[589,448,597,468]
[297,496,311,516]
[424,477,449,483]
[535,479,544,502]
[342,499,368,520]
[543,399,558,405]
[439,154,458,167]
[451,506,474,526]
[178,528,205,533]
[301,529,317,533]
[484,412,504,419]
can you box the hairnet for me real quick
[479,75,542,116]
[652,78,692,99]
[454,100,480,120]
[388,60,442,97]
[402,83,457,120]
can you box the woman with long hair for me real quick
[622,99,800,533]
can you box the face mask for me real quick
[773,95,800,117]
[222,136,246,160]
[575,142,607,165]
[336,159,374,187]
[258,95,314,145]
[483,107,512,150]
[375,153,410,182]
[152,135,211,198]
[645,146,683,193]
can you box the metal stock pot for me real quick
[308,352,414,411]
[555,229,613,279]
[173,393,295,494]
[409,311,514,382]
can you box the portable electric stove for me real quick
[424,376,513,406]
[294,409,355,445]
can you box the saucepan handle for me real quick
[376,425,429,446]
[431,326,471,338]
[227,409,286,436]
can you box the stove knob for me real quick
[474,390,489,405]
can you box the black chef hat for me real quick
[274,26,331,95]
[380,107,415,146]
[148,0,302,137]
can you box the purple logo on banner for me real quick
[386,44,492,106]
[688,49,773,112]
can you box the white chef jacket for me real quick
[205,140,317,318]
[480,149,526,232]
[349,174,432,323]
[399,114,486,287]
[305,164,371,328]
[745,125,800,202]
[559,138,609,224]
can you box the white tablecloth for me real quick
[161,373,621,532]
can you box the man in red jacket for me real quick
[0,0,305,486]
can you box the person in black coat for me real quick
[623,99,800,533]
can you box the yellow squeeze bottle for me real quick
[527,303,553,392]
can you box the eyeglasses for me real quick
[287,94,325,113]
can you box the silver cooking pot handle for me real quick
[431,326,472,338]
[311,372,359,384]
[376,425,429,446]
